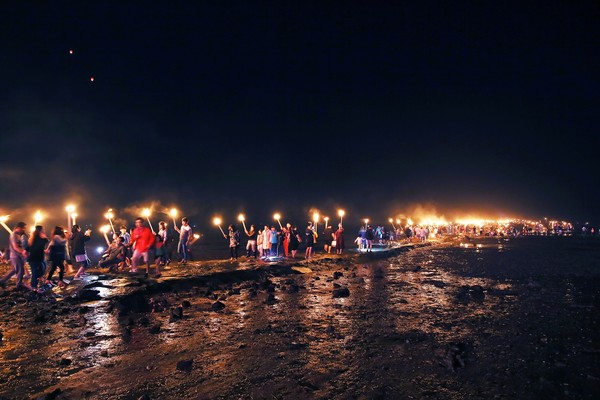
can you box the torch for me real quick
[142,208,155,234]
[338,209,345,225]
[33,210,43,228]
[273,213,283,229]
[238,214,247,231]
[313,212,319,233]
[389,218,396,230]
[0,215,12,234]
[364,218,369,229]
[66,204,75,231]
[324,217,329,230]
[169,208,178,228]
[104,209,115,233]
[71,213,78,226]
[213,217,226,237]
[100,225,111,246]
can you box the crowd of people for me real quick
[0,215,198,292]
[3,211,587,293]
[221,221,347,261]
[0,215,351,293]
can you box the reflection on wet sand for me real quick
[1,237,599,399]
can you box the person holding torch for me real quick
[0,222,30,291]
[174,217,192,264]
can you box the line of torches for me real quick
[0,206,573,245]
[212,210,345,237]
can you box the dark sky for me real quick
[1,1,599,228]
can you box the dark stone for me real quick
[58,358,72,366]
[289,341,308,350]
[413,266,422,272]
[211,301,226,311]
[72,289,102,302]
[228,288,241,295]
[267,284,276,293]
[333,283,341,288]
[332,287,350,298]
[84,281,112,289]
[439,342,469,371]
[181,300,191,308]
[138,316,150,326]
[176,359,194,372]
[287,284,299,293]
[149,324,161,334]
[265,293,276,303]
[456,285,485,303]
[470,285,485,301]
[100,350,109,357]
[170,306,184,319]
[122,326,132,341]
[33,311,49,323]
[333,271,344,279]
[149,297,168,313]
[37,388,61,400]
[138,395,151,400]
[78,306,91,314]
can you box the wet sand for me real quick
[0,236,599,399]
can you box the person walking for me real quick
[365,224,374,253]
[46,226,68,287]
[289,225,301,258]
[305,222,316,259]
[335,223,345,254]
[71,224,92,280]
[270,226,279,257]
[174,217,192,264]
[130,217,156,278]
[262,226,272,258]
[244,224,257,258]
[0,222,30,290]
[224,224,241,261]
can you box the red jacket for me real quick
[131,226,155,252]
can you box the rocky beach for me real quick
[0,236,599,399]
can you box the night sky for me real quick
[1,1,599,228]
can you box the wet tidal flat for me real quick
[1,237,599,399]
